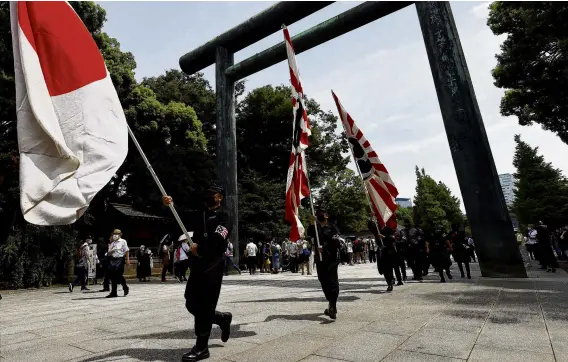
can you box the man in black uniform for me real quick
[163,183,232,362]
[307,208,341,319]
[368,217,397,292]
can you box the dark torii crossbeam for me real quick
[179,1,526,277]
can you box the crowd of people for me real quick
[518,221,568,272]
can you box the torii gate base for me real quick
[179,1,527,278]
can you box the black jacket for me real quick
[188,207,231,264]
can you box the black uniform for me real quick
[536,224,558,271]
[394,229,408,283]
[185,207,232,352]
[429,230,453,282]
[307,222,341,312]
[408,227,427,280]
[450,230,471,279]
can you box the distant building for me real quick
[395,198,413,208]
[498,173,516,206]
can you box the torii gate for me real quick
[178,1,526,278]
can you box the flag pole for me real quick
[126,125,194,247]
[303,158,323,260]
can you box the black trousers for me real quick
[289,257,298,273]
[315,259,340,309]
[185,257,226,348]
[247,256,257,274]
[369,250,376,263]
[176,259,190,280]
[73,266,88,289]
[383,266,395,286]
[457,261,470,277]
[109,258,127,294]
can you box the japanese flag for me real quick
[10,2,128,225]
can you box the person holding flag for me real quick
[283,25,339,315]
[307,208,342,319]
[162,183,233,362]
[331,91,401,291]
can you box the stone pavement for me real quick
[1,262,568,362]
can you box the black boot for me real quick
[182,347,210,362]
[215,312,232,343]
[324,304,337,320]
[396,281,404,286]
[387,284,394,292]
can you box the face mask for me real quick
[317,215,326,222]
[113,235,120,241]
[86,239,92,244]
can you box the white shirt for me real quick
[347,241,353,253]
[246,242,258,257]
[527,230,538,245]
[288,242,298,256]
[108,238,129,258]
[179,242,189,261]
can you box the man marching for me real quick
[163,183,232,362]
[307,208,342,319]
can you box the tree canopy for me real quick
[317,169,369,233]
[488,2,568,144]
[512,134,568,228]
[413,167,465,232]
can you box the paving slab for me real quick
[400,327,478,359]
[1,262,567,362]
[468,344,555,362]
[314,331,405,362]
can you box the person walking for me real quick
[450,227,471,279]
[307,208,341,320]
[163,183,233,362]
[106,229,130,298]
[176,235,191,282]
[535,221,557,273]
[69,236,92,292]
[429,227,453,283]
[224,240,241,276]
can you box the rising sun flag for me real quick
[331,90,399,229]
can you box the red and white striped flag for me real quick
[331,91,399,229]
[283,26,311,241]
[10,2,128,225]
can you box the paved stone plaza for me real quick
[1,263,568,362]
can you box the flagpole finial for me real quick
[281,24,287,30]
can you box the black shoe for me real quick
[324,308,337,320]
[69,283,73,292]
[106,293,118,298]
[99,289,110,293]
[182,347,210,362]
[461,274,465,278]
[219,312,232,343]
[441,278,446,283]
[467,275,471,279]
[124,286,129,297]
[387,284,393,292]
[552,269,556,273]
[396,281,404,286]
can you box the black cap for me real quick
[86,235,93,239]
[315,207,327,214]
[207,182,225,196]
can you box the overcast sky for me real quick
[100,1,568,211]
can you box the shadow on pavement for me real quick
[232,295,359,304]
[77,347,189,362]
[264,312,334,324]
[119,323,257,341]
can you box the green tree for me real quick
[512,134,568,228]
[413,167,450,232]
[488,2,568,144]
[395,206,414,226]
[238,171,288,244]
[317,169,369,233]
[436,181,466,228]
[0,1,212,288]
[236,85,349,188]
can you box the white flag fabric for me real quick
[10,2,128,225]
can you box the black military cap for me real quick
[207,182,225,197]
